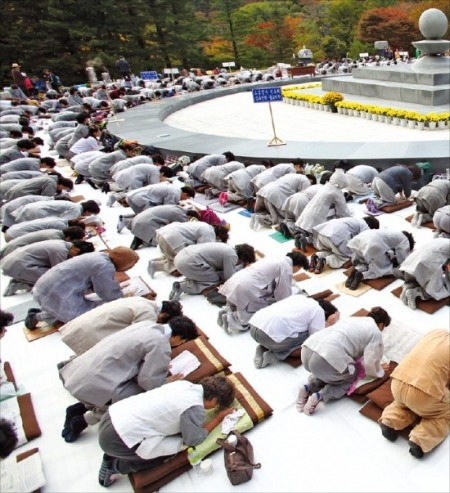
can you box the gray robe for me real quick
[126,183,182,214]
[282,184,321,223]
[0,145,23,164]
[219,257,294,328]
[415,180,450,216]
[13,201,82,223]
[256,174,310,224]
[89,149,127,182]
[1,195,52,227]
[33,251,122,323]
[313,217,369,268]
[201,161,245,191]
[398,238,450,300]
[434,205,450,237]
[1,171,42,181]
[60,322,170,407]
[347,230,410,279]
[174,242,239,294]
[225,164,265,200]
[1,239,71,284]
[110,156,153,176]
[131,205,188,246]
[114,164,161,191]
[0,229,64,260]
[0,179,22,201]
[187,154,226,183]
[59,297,160,355]
[0,158,40,175]
[331,168,376,196]
[296,183,351,234]
[4,175,57,201]
[251,163,295,192]
[5,217,68,241]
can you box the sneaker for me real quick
[254,345,265,369]
[296,385,310,412]
[117,215,127,233]
[98,454,119,487]
[309,254,319,272]
[169,282,183,301]
[303,392,322,416]
[408,440,424,459]
[314,257,326,275]
[380,423,399,442]
[349,270,363,290]
[218,192,228,206]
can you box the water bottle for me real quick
[187,447,201,474]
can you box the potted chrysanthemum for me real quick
[321,92,344,113]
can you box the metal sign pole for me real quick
[267,102,285,147]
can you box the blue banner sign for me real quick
[140,71,158,80]
[252,87,282,103]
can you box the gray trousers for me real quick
[314,233,349,268]
[301,346,356,401]
[98,411,171,474]
[372,177,396,207]
[250,325,307,360]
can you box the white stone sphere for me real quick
[419,8,448,40]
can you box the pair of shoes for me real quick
[98,453,119,487]
[345,269,356,288]
[349,270,363,290]
[303,392,322,416]
[74,174,84,185]
[296,385,310,412]
[294,234,308,252]
[169,282,183,301]
[62,403,87,438]
[63,415,88,443]
[253,345,265,369]
[314,257,326,275]
[408,440,424,459]
[101,182,111,194]
[129,236,143,250]
[85,178,98,190]
[309,254,318,272]
[279,222,292,239]
[218,192,228,205]
[380,423,399,442]
[24,310,40,331]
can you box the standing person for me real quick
[10,63,29,97]
[297,307,391,415]
[43,68,61,93]
[116,57,132,80]
[379,329,449,459]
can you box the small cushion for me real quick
[366,380,394,409]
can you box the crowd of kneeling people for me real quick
[0,95,449,486]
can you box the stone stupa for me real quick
[322,8,450,106]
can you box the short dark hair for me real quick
[58,177,74,190]
[151,154,165,165]
[363,216,380,229]
[235,243,256,265]
[71,240,95,255]
[181,186,195,198]
[62,226,85,240]
[223,151,235,162]
[320,171,332,184]
[200,375,235,409]
[402,231,415,251]
[17,139,35,150]
[286,251,309,269]
[332,160,351,171]
[408,164,422,181]
[159,300,183,322]
[31,137,44,146]
[306,174,317,185]
[317,299,338,320]
[292,158,304,167]
[81,200,100,214]
[186,210,200,220]
[88,125,99,137]
[40,157,56,168]
[368,306,391,327]
[76,112,90,124]
[214,224,229,243]
[261,159,274,168]
[9,130,23,138]
[0,310,14,333]
[169,315,198,341]
[67,219,86,229]
[0,418,18,459]
[159,166,174,178]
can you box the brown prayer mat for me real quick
[380,200,414,213]
[294,272,310,282]
[405,214,435,230]
[17,393,42,441]
[292,245,318,257]
[391,286,450,314]
[336,281,371,297]
[343,268,396,290]
[23,321,62,342]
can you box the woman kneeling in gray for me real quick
[250,297,339,369]
[297,307,390,416]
